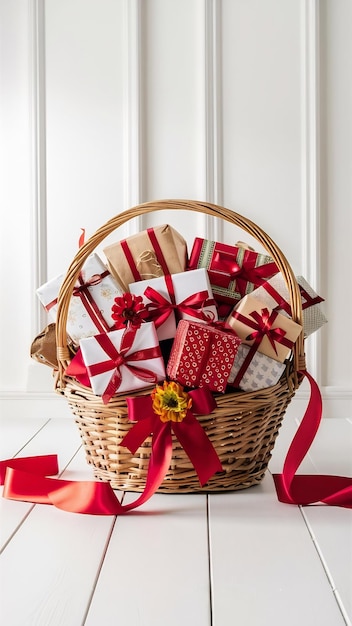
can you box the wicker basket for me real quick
[55,199,305,493]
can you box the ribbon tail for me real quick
[120,416,153,454]
[273,474,352,508]
[0,454,59,485]
[3,466,123,515]
[273,370,352,508]
[122,423,173,512]
[173,417,223,486]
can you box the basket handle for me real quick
[55,199,305,384]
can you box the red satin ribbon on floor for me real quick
[273,370,352,508]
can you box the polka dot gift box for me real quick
[167,320,242,393]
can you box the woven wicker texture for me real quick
[55,200,305,493]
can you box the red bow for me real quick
[121,386,223,486]
[144,274,215,328]
[210,247,278,296]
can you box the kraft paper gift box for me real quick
[79,322,166,403]
[36,253,123,346]
[227,343,286,392]
[167,320,242,393]
[226,293,302,363]
[129,268,218,341]
[187,238,279,314]
[103,224,188,292]
[249,274,327,338]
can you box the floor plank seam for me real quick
[81,492,127,625]
[299,506,350,625]
[206,495,214,626]
[12,417,52,457]
[0,503,36,555]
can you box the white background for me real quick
[1,0,351,418]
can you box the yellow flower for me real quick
[151,381,192,423]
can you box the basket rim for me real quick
[55,199,305,387]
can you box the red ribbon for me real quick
[273,370,352,508]
[122,387,222,486]
[210,246,278,296]
[87,328,161,404]
[144,274,215,328]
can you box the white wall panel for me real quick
[45,0,125,276]
[221,0,302,269]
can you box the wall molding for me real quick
[29,0,47,338]
[300,0,322,381]
[122,0,143,234]
[1,387,350,420]
[203,0,223,240]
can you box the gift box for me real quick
[188,238,279,313]
[129,268,218,341]
[249,274,327,337]
[228,343,286,391]
[226,294,302,362]
[167,320,242,393]
[79,322,166,403]
[103,224,188,292]
[36,253,123,345]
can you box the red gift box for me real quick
[188,238,279,315]
[167,320,242,393]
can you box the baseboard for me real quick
[0,386,351,420]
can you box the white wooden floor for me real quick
[0,412,351,626]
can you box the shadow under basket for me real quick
[55,199,305,494]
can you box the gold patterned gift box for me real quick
[36,253,123,346]
[226,293,303,363]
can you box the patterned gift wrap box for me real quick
[36,253,123,346]
[226,293,303,363]
[129,268,218,341]
[167,319,242,393]
[249,274,327,337]
[188,237,279,314]
[228,343,286,392]
[103,224,188,292]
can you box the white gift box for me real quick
[79,322,165,401]
[228,343,286,391]
[36,253,123,345]
[129,268,218,341]
[250,274,327,337]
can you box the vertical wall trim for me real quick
[123,0,143,233]
[29,0,47,336]
[204,0,223,240]
[301,0,321,381]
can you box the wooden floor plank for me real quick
[0,502,115,626]
[208,474,347,626]
[85,491,211,626]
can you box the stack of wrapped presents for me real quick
[35,223,327,403]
